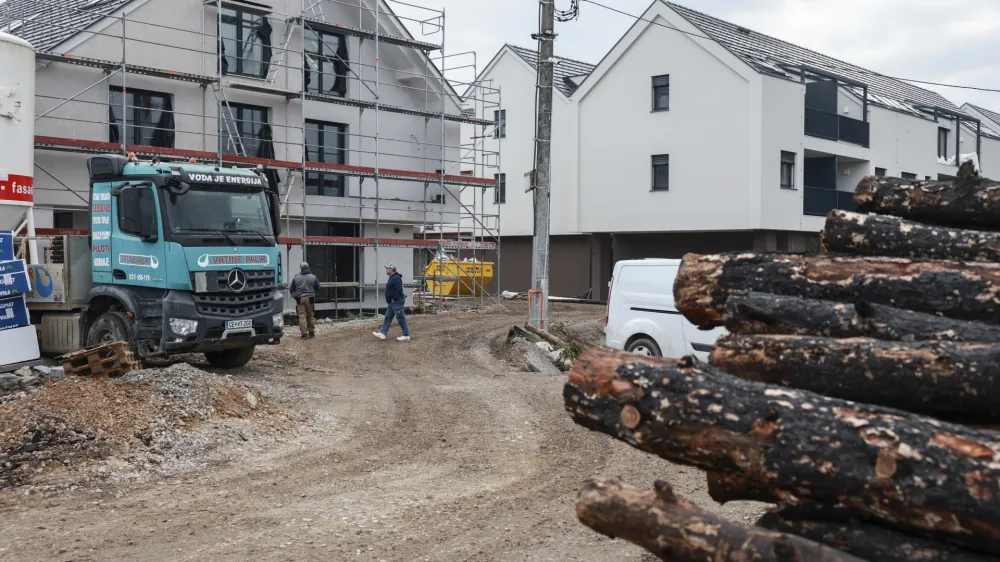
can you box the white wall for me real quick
[576,12,754,234]
[32,0,463,226]
[759,76,805,232]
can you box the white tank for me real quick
[0,31,35,210]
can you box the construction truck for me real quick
[24,154,285,368]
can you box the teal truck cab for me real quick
[28,154,285,368]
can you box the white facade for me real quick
[21,0,478,313]
[471,1,995,244]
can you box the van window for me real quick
[618,264,677,307]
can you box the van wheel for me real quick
[627,337,661,357]
[205,346,255,369]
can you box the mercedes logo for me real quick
[228,269,248,292]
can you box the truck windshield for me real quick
[162,186,274,243]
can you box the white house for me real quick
[8,0,491,314]
[469,0,995,301]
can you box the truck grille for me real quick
[193,289,273,317]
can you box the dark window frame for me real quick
[305,119,348,198]
[494,109,506,138]
[222,102,270,157]
[938,127,950,160]
[304,27,348,97]
[651,154,669,191]
[305,220,360,303]
[494,173,506,204]
[780,151,796,190]
[219,8,271,79]
[109,86,175,148]
[901,172,917,180]
[875,167,887,178]
[117,186,157,238]
[652,75,670,112]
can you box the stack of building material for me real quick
[564,161,1000,561]
[0,230,39,369]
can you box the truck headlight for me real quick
[169,318,199,336]
[272,313,284,329]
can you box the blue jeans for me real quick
[381,300,409,336]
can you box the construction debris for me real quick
[565,171,1000,560]
[58,341,142,378]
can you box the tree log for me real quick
[576,478,864,562]
[710,334,1000,422]
[674,252,1000,329]
[759,503,997,562]
[822,210,1000,262]
[565,347,1000,555]
[854,161,1000,228]
[707,471,780,504]
[724,292,1000,342]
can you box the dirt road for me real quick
[0,303,764,561]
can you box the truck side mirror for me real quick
[118,186,158,242]
[267,191,281,237]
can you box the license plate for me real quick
[225,319,253,330]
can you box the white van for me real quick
[605,259,726,361]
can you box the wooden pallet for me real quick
[58,341,142,378]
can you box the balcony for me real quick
[803,186,856,217]
[805,107,870,147]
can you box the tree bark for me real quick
[759,503,998,562]
[710,334,1000,422]
[674,252,1000,329]
[576,478,864,562]
[565,347,1000,555]
[723,292,1000,342]
[707,471,780,505]
[822,210,1000,262]
[854,161,1000,229]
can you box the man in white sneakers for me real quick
[373,263,410,341]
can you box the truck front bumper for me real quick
[159,289,283,354]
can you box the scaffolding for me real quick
[8,0,502,315]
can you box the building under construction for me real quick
[5,0,501,316]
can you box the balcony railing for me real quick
[804,107,870,147]
[804,186,857,217]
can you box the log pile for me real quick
[565,165,1000,561]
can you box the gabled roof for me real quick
[963,103,1000,129]
[506,44,596,97]
[4,0,135,51]
[663,2,964,117]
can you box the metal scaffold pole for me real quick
[529,0,555,330]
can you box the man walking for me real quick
[290,262,320,339]
[373,263,410,341]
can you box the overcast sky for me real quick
[393,0,1000,110]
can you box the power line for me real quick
[579,0,1000,95]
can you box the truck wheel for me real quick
[205,346,255,369]
[87,311,135,348]
[627,337,661,357]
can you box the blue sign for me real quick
[0,231,12,261]
[0,260,30,298]
[0,295,29,332]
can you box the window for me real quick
[494,110,506,138]
[925,176,932,181]
[494,173,506,204]
[53,212,74,229]
[874,167,886,178]
[652,75,670,111]
[304,28,348,96]
[651,154,669,191]
[109,87,174,148]
[306,221,360,303]
[219,8,271,78]
[305,120,347,197]
[222,103,270,157]
[938,127,950,159]
[780,151,796,189]
[117,187,157,237]
[901,172,917,180]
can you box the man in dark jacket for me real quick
[373,263,410,341]
[290,262,320,339]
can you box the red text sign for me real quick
[0,174,33,205]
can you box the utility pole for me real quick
[529,0,555,331]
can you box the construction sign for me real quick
[0,294,29,332]
[0,260,30,298]
[0,230,12,260]
[0,173,33,205]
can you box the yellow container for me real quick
[424,259,494,297]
